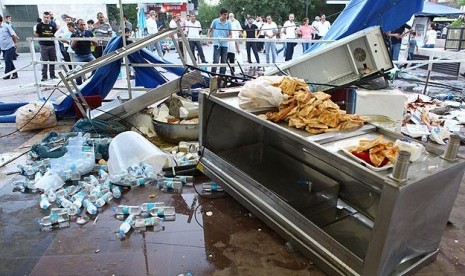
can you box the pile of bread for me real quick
[259,77,365,134]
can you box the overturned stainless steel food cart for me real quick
[196,27,465,276]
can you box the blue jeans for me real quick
[212,45,228,74]
[265,42,277,63]
[74,54,95,84]
[2,47,16,76]
[302,42,311,53]
[390,43,401,61]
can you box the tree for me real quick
[107,4,138,31]
[216,0,345,25]
[197,0,220,35]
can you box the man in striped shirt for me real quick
[92,12,112,58]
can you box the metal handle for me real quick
[443,134,461,161]
[391,150,411,182]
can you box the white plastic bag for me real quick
[108,131,175,176]
[15,101,57,131]
[34,171,65,191]
[238,76,286,109]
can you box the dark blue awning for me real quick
[415,2,464,17]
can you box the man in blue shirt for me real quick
[0,15,18,79]
[207,8,231,74]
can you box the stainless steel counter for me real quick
[197,91,465,276]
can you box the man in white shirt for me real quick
[315,14,330,39]
[263,15,278,63]
[146,10,163,56]
[282,13,297,61]
[186,14,207,63]
[311,16,320,39]
[169,13,187,59]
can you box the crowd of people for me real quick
[0,8,333,80]
[166,8,332,75]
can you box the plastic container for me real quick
[394,139,424,162]
[107,131,175,176]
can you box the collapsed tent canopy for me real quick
[415,2,464,17]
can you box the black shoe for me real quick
[50,76,57,79]
[41,77,47,81]
[3,76,10,80]
[11,74,18,79]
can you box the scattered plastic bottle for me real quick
[39,212,70,226]
[50,208,67,214]
[149,206,176,218]
[114,205,141,215]
[39,194,51,209]
[136,177,154,186]
[71,190,86,208]
[65,185,80,196]
[118,214,136,238]
[55,188,68,199]
[134,217,162,228]
[41,221,71,232]
[159,181,183,193]
[46,190,57,203]
[58,196,79,216]
[202,182,223,192]
[111,185,121,199]
[79,181,93,193]
[139,202,165,213]
[95,191,114,208]
[434,92,454,101]
[99,169,109,181]
[82,199,98,215]
[87,175,100,186]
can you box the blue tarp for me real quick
[308,0,424,52]
[0,102,28,123]
[416,2,464,17]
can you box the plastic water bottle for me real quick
[114,205,141,215]
[159,181,183,193]
[41,221,70,232]
[55,188,68,198]
[87,175,100,186]
[136,177,154,186]
[39,212,70,226]
[50,208,67,214]
[65,185,80,196]
[118,214,136,238]
[46,190,57,203]
[202,182,223,192]
[139,202,165,213]
[71,190,86,208]
[111,185,121,199]
[79,181,93,193]
[82,199,98,215]
[134,217,162,228]
[149,206,176,218]
[39,194,51,209]
[57,196,79,216]
[99,169,109,181]
[95,191,113,207]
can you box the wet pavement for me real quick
[0,157,322,276]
